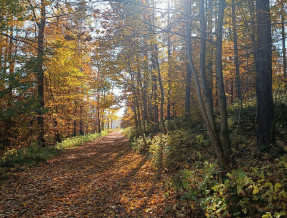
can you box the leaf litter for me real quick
[0,130,174,217]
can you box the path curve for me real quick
[0,131,170,217]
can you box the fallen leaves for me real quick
[0,130,173,217]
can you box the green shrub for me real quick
[0,130,110,177]
[131,135,151,153]
[147,130,209,172]
[0,145,60,169]
[149,134,169,167]
[56,130,109,149]
[169,156,287,217]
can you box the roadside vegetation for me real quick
[0,130,110,179]
[126,103,287,217]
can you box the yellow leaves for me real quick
[253,185,259,195]
[262,212,272,218]
[275,183,282,192]
[43,0,52,6]
[94,41,100,47]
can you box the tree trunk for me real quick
[154,44,166,133]
[199,0,217,132]
[281,0,286,78]
[255,0,274,151]
[4,26,15,148]
[97,106,101,133]
[184,0,231,170]
[215,0,232,161]
[185,62,192,117]
[36,0,46,147]
[232,0,242,100]
[80,105,84,135]
[167,0,172,120]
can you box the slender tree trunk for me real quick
[215,0,232,161]
[281,0,286,78]
[97,106,101,133]
[150,0,159,131]
[199,0,217,132]
[36,0,46,147]
[80,105,84,135]
[54,106,62,143]
[185,62,192,117]
[184,0,231,170]
[184,0,192,118]
[206,0,214,92]
[4,26,15,148]
[167,0,172,120]
[230,79,234,103]
[136,55,145,132]
[101,109,105,131]
[153,44,166,133]
[73,103,77,136]
[152,72,159,129]
[255,0,274,150]
[232,0,242,100]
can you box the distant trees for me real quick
[1,0,286,168]
[104,0,286,169]
[0,0,117,150]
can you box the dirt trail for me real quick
[0,130,170,217]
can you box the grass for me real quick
[0,130,110,178]
[56,130,109,149]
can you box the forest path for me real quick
[0,130,170,217]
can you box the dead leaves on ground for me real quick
[0,131,174,217]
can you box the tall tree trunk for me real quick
[185,62,192,117]
[154,44,166,133]
[136,55,145,131]
[232,0,242,100]
[80,105,84,135]
[54,106,62,143]
[184,0,192,118]
[199,0,217,132]
[97,106,101,133]
[4,26,15,148]
[150,0,159,132]
[142,75,148,131]
[152,72,159,130]
[215,0,232,161]
[101,109,105,131]
[255,0,274,150]
[36,0,46,147]
[206,0,214,92]
[281,0,286,78]
[184,0,231,170]
[166,0,172,120]
[73,103,77,136]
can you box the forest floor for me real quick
[0,130,173,217]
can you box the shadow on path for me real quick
[0,130,169,217]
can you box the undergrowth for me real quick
[0,130,110,178]
[127,103,287,217]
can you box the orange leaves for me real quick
[0,131,173,217]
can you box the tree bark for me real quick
[281,0,286,78]
[184,0,231,170]
[185,62,192,117]
[167,0,172,120]
[215,0,232,161]
[3,26,15,148]
[232,0,242,100]
[255,0,274,151]
[36,0,46,147]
